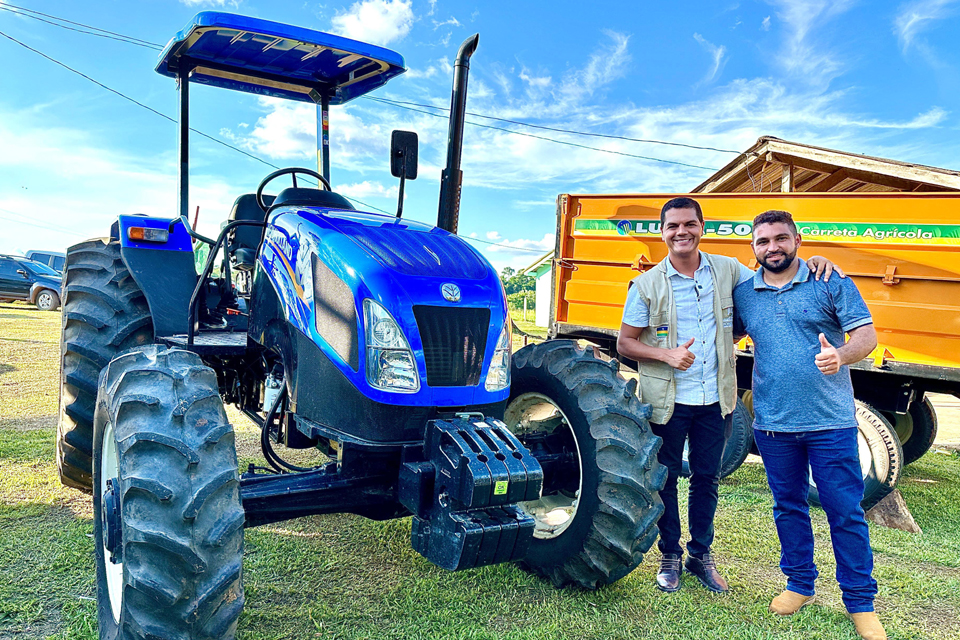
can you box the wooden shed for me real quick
[693,136,960,194]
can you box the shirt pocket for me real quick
[721,296,734,329]
[648,312,670,346]
[639,362,672,405]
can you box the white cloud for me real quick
[330,0,415,46]
[337,180,399,199]
[765,0,856,88]
[178,0,240,7]
[433,17,461,30]
[761,16,772,30]
[480,233,554,254]
[894,0,959,51]
[693,33,727,86]
[0,111,240,255]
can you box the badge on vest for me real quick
[722,307,733,328]
[656,324,669,340]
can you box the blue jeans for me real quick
[754,427,877,613]
[651,403,725,558]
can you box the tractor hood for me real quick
[256,205,509,409]
[321,209,490,280]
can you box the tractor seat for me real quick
[271,187,355,211]
[227,193,274,271]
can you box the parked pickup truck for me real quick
[547,192,960,508]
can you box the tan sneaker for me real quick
[850,612,887,640]
[768,590,815,616]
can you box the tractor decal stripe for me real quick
[264,238,305,300]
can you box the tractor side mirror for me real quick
[16,269,27,278]
[390,130,418,180]
[390,130,418,220]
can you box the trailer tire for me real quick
[93,345,244,640]
[680,397,753,479]
[883,396,938,466]
[505,340,667,590]
[58,238,153,491]
[808,400,902,512]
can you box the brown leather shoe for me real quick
[769,590,815,615]
[684,553,729,593]
[656,554,682,592]
[850,612,886,640]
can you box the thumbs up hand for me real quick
[814,332,841,375]
[664,337,697,371]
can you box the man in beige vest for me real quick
[616,197,840,594]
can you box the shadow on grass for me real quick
[0,363,15,376]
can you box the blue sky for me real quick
[1,0,958,273]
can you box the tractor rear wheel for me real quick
[93,345,244,640]
[504,340,667,589]
[808,400,903,512]
[58,238,153,491]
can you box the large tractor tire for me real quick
[504,340,667,589]
[808,400,903,512]
[93,345,244,640]
[882,395,938,466]
[58,238,153,491]
[680,396,754,479]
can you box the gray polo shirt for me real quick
[733,260,872,432]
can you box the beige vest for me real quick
[629,253,740,424]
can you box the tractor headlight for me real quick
[484,322,511,392]
[363,299,419,393]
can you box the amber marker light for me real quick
[127,227,170,243]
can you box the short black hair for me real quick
[752,210,798,236]
[660,197,703,225]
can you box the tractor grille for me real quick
[413,306,490,387]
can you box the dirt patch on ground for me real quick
[0,415,56,431]
[930,394,960,446]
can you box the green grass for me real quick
[2,300,959,639]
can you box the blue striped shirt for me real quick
[623,252,753,406]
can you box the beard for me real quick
[758,248,797,273]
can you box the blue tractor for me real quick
[55,13,666,639]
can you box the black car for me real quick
[0,254,63,311]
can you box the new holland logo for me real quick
[441,283,461,302]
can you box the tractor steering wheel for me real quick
[256,167,332,212]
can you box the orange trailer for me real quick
[548,193,960,494]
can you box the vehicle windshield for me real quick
[23,260,60,277]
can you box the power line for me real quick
[0,3,162,50]
[0,3,162,47]
[2,3,727,168]
[463,236,547,253]
[367,96,740,155]
[365,96,719,171]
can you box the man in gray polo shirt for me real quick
[733,210,884,640]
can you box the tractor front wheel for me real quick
[93,345,244,639]
[504,340,667,589]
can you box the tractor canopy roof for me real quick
[155,12,406,105]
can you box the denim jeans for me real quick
[754,427,877,613]
[650,402,725,558]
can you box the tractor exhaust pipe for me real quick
[437,33,479,235]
